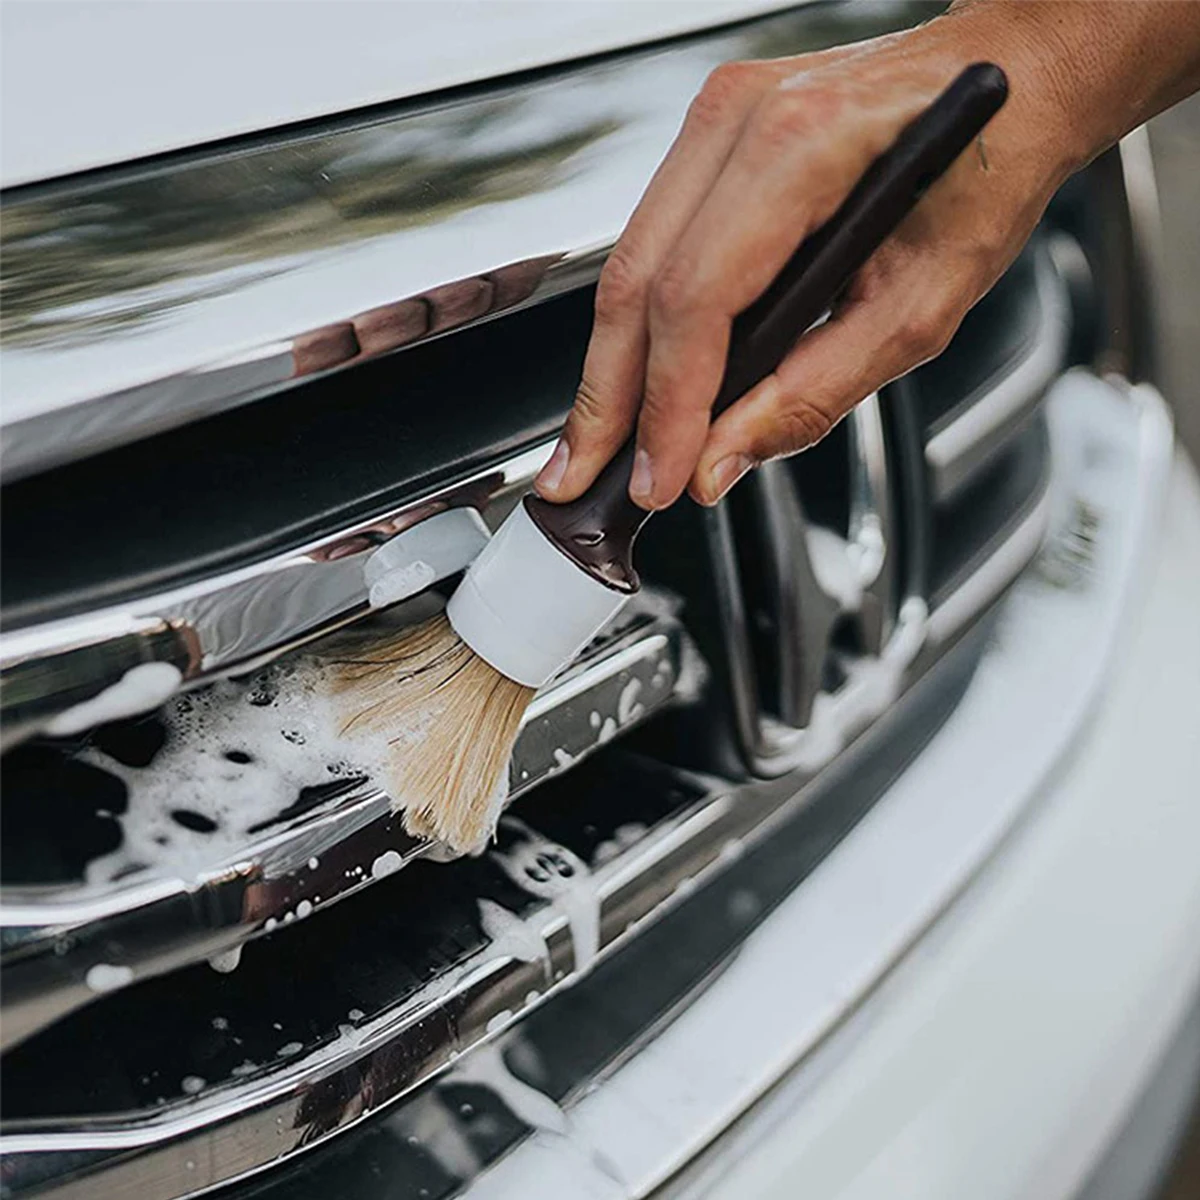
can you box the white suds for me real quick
[592,822,647,867]
[207,946,243,974]
[453,1043,567,1136]
[371,849,403,879]
[181,1075,206,1095]
[307,857,319,870]
[211,1015,229,1031]
[77,638,437,886]
[477,899,551,977]
[85,963,134,992]
[616,678,645,725]
[295,899,313,920]
[231,1061,258,1077]
[493,821,600,974]
[45,663,183,737]
[278,1041,304,1057]
[552,747,575,769]
[348,1008,365,1022]
[486,1010,514,1035]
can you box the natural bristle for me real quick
[330,614,534,854]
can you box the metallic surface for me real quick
[0,590,695,1052]
[0,443,552,744]
[0,2,926,481]
[0,341,1084,1197]
[925,243,1071,501]
[457,376,1182,1200]
[1,371,1164,1200]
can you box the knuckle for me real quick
[571,377,610,428]
[898,304,957,365]
[751,88,831,154]
[648,259,699,325]
[774,398,834,455]
[594,249,647,325]
[688,61,759,128]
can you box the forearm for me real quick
[947,0,1200,168]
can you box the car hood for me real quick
[0,0,787,188]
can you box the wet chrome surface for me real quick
[0,2,927,481]
[925,242,1072,501]
[0,442,552,745]
[0,374,1167,1200]
[0,589,697,1052]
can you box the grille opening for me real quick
[0,284,596,629]
[929,414,1050,605]
[0,751,703,1124]
[724,424,851,728]
[909,240,1044,434]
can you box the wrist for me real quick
[935,1,1095,180]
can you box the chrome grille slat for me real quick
[0,442,552,743]
[0,590,697,1052]
[924,241,1071,501]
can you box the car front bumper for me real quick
[457,379,1200,1200]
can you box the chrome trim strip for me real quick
[924,245,1071,502]
[0,3,920,482]
[0,442,553,742]
[0,593,696,1051]
[0,373,1169,1200]
[925,480,1053,647]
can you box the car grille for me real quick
[0,4,1153,1198]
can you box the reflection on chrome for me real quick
[0,3,927,479]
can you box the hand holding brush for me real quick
[335,62,1008,854]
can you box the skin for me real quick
[534,0,1200,511]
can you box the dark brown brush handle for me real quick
[526,62,1008,594]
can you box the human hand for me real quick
[533,1,1170,511]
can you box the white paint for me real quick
[207,945,242,974]
[45,663,182,737]
[371,850,404,880]
[180,1075,206,1095]
[3,1,783,186]
[85,963,133,993]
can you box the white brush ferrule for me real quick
[447,501,630,688]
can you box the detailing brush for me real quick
[336,64,1008,855]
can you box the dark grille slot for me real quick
[929,415,1051,606]
[0,285,595,629]
[914,235,1071,503]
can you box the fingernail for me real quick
[708,454,754,503]
[536,439,570,494]
[629,447,655,507]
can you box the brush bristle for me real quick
[330,613,535,854]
